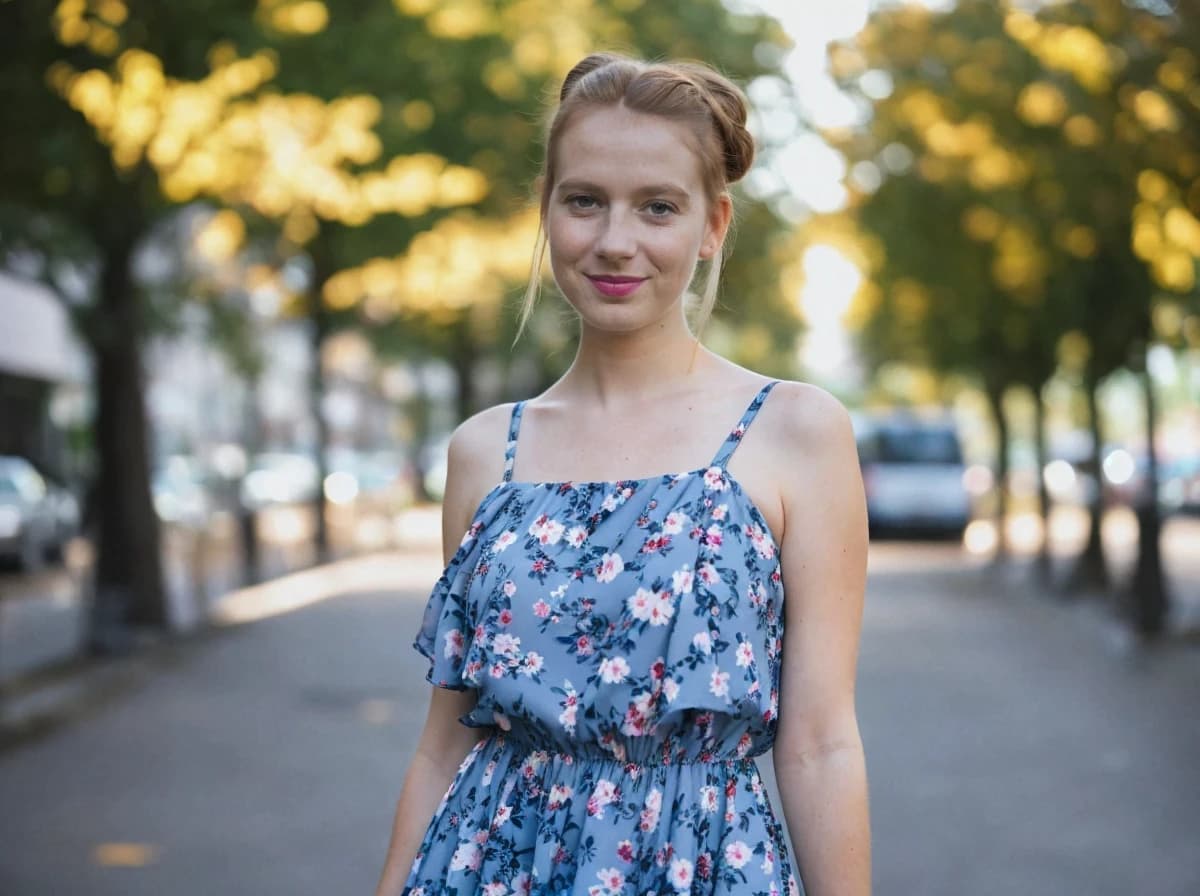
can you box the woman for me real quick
[375,52,871,896]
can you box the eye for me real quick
[566,194,599,211]
[644,200,678,218]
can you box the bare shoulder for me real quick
[440,403,516,563]
[764,380,857,457]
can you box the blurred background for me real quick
[0,1,1197,894]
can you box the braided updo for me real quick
[518,52,756,340]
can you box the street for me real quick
[0,538,1197,895]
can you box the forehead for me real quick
[553,105,706,193]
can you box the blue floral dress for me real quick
[406,381,802,896]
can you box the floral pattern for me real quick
[408,381,803,895]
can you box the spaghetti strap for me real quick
[710,380,780,468]
[502,401,526,483]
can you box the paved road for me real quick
[0,542,1197,895]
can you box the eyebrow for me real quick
[555,179,692,201]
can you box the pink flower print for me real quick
[650,657,666,680]
[503,580,517,597]
[788,873,801,896]
[692,631,712,654]
[492,804,512,828]
[617,840,635,863]
[461,521,482,546]
[736,641,755,668]
[746,523,776,559]
[566,525,589,547]
[492,710,512,731]
[493,530,517,552]
[528,514,564,545]
[522,651,544,675]
[641,534,670,553]
[620,693,653,736]
[710,668,730,699]
[532,599,550,618]
[576,634,593,656]
[662,510,689,535]
[498,608,513,625]
[724,840,751,869]
[443,628,465,659]
[712,503,728,521]
[769,883,780,896]
[596,552,624,582]
[704,525,724,548]
[598,656,630,684]
[490,662,505,678]
[449,841,482,871]
[620,486,633,499]
[511,873,531,896]
[596,867,625,891]
[698,562,719,585]
[669,857,694,890]
[703,466,728,490]
[671,567,694,594]
[699,784,718,813]
[696,852,712,880]
[558,684,579,733]
[483,884,508,896]
[492,632,520,656]
[662,676,679,702]
[601,492,619,512]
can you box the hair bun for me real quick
[674,63,755,183]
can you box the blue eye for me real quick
[567,194,598,210]
[645,200,677,217]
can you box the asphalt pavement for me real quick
[0,539,1197,895]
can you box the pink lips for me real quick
[586,275,646,298]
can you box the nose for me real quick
[593,207,637,261]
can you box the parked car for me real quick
[0,455,79,570]
[854,415,973,538]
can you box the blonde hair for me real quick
[515,53,755,343]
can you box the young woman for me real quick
[375,53,871,896]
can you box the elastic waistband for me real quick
[486,732,759,772]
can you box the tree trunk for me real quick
[1032,382,1053,585]
[1062,367,1109,595]
[450,316,478,422]
[307,286,331,564]
[87,223,168,650]
[1126,361,1169,637]
[983,381,1010,564]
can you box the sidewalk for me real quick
[0,537,1196,894]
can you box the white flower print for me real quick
[627,587,655,622]
[698,562,720,585]
[596,867,625,892]
[443,628,465,659]
[671,567,694,595]
[511,872,532,896]
[532,599,551,618]
[598,656,630,684]
[596,552,624,583]
[647,589,675,625]
[746,523,775,560]
[528,514,564,545]
[710,668,731,699]
[546,783,573,810]
[450,841,482,871]
[522,651,544,675]
[724,840,752,869]
[692,631,712,654]
[703,466,729,491]
[712,503,728,521]
[662,677,679,702]
[493,530,517,552]
[736,641,755,668]
[699,784,718,813]
[483,884,508,896]
[601,492,619,512]
[558,680,579,734]
[566,526,589,547]
[662,510,690,535]
[670,857,694,890]
[492,632,520,656]
[503,580,517,597]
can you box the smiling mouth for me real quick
[585,274,647,297]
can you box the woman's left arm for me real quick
[771,386,871,896]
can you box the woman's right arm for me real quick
[373,409,509,896]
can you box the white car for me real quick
[0,455,79,570]
[854,415,974,538]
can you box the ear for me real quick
[699,193,733,260]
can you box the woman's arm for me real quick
[771,386,871,895]
[374,410,510,896]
